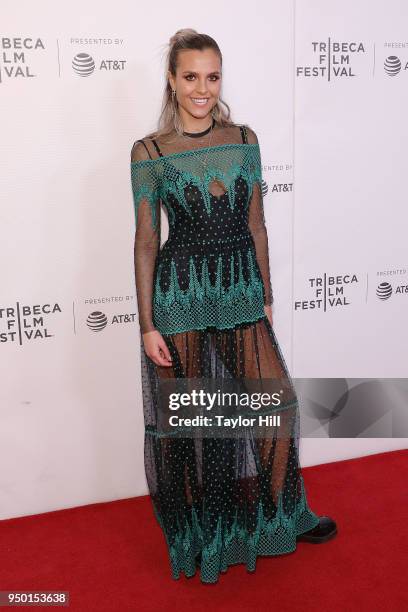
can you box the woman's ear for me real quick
[167,71,175,91]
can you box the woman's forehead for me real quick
[176,48,221,71]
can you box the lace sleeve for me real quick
[131,140,161,333]
[246,127,274,306]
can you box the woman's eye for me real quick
[184,75,220,81]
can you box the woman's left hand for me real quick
[264,304,273,327]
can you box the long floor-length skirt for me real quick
[140,314,320,584]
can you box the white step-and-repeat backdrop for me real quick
[1,0,406,519]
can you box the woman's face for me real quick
[168,48,222,123]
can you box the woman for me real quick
[130,28,337,584]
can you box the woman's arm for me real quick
[130,140,162,334]
[131,140,172,366]
[246,127,274,308]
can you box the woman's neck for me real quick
[182,117,215,138]
[179,110,214,135]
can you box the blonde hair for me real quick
[146,28,236,140]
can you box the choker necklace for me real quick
[182,117,216,138]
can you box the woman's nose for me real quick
[195,79,208,94]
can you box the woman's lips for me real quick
[190,97,209,106]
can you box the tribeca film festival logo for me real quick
[296,38,408,80]
[0,303,61,345]
[296,39,366,80]
[0,37,45,83]
[295,273,358,311]
[0,36,125,84]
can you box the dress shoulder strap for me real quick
[239,124,248,144]
[150,138,163,158]
[134,139,153,160]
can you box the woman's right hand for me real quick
[142,330,173,367]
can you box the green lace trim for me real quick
[152,474,320,584]
[153,249,266,335]
[130,143,262,231]
[130,161,161,231]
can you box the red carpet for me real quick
[0,449,407,611]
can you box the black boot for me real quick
[297,516,337,543]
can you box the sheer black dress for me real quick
[130,119,319,583]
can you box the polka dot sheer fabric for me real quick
[131,122,319,583]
